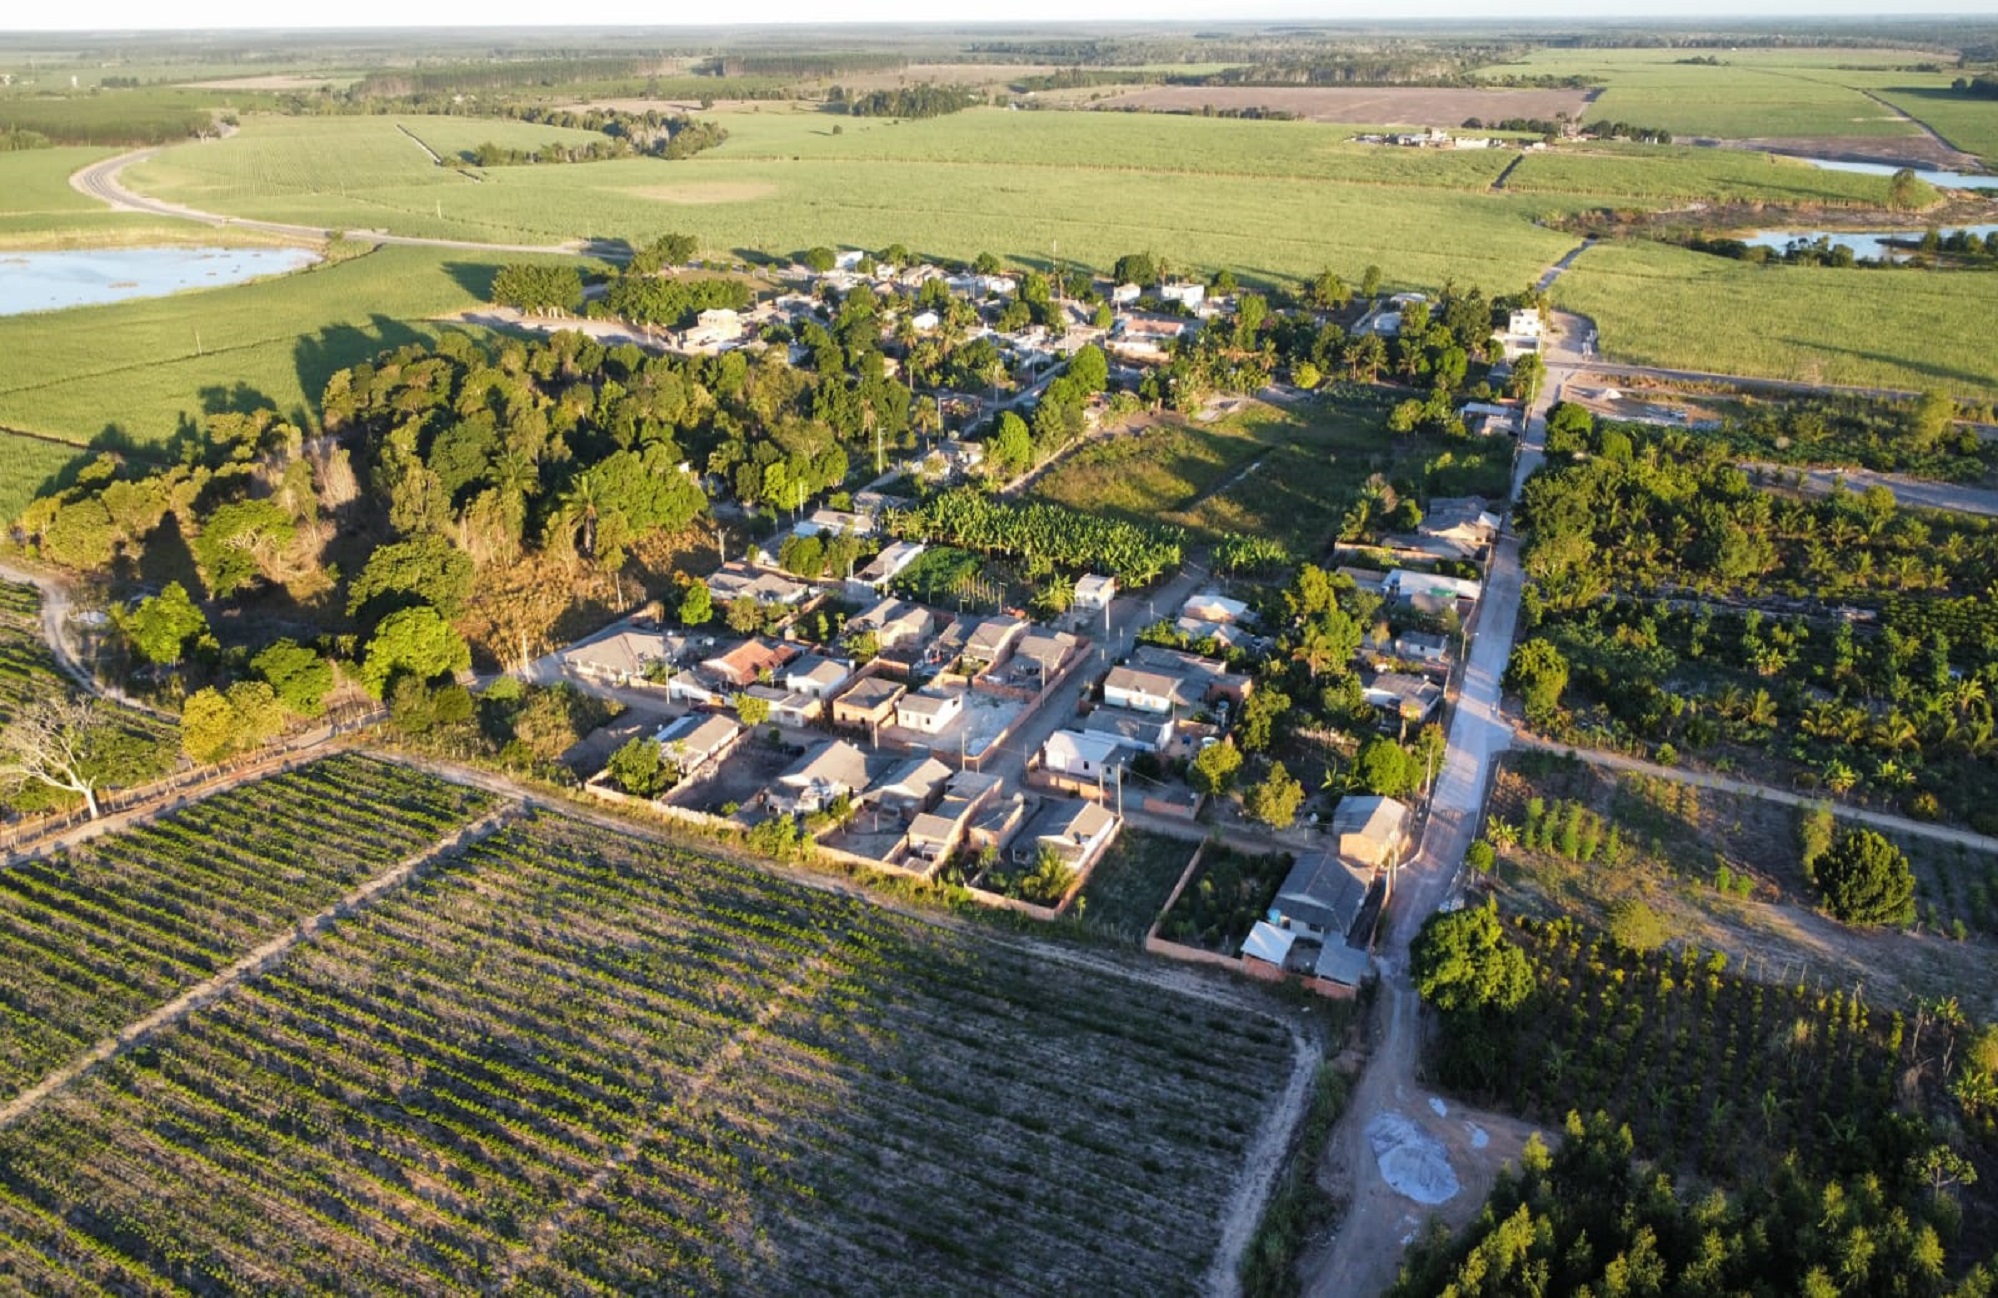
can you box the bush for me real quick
[1606,898,1669,952]
[1813,828,1916,927]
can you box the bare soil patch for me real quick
[1089,84,1595,126]
[1715,134,1984,171]
[178,74,345,91]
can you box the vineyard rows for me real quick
[0,813,1294,1295]
[0,753,493,1105]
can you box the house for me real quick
[1110,283,1142,305]
[560,628,683,687]
[745,684,820,728]
[1393,630,1451,665]
[910,309,940,332]
[1042,730,1126,779]
[1330,796,1413,869]
[848,597,933,649]
[896,688,966,735]
[1082,708,1173,753]
[1103,665,1185,716]
[1458,401,1521,438]
[1241,920,1297,975]
[852,540,926,592]
[1074,573,1117,611]
[1176,617,1254,652]
[700,639,798,690]
[1364,673,1443,726]
[793,507,876,539]
[1312,941,1374,992]
[831,675,906,729]
[833,249,866,271]
[1159,282,1206,309]
[1130,645,1254,710]
[682,308,744,351]
[667,672,728,708]
[1337,567,1390,597]
[1008,630,1077,684]
[1010,797,1118,868]
[771,740,872,815]
[1269,851,1378,942]
[707,563,809,607]
[869,755,953,817]
[904,770,1002,868]
[652,713,742,782]
[1415,497,1501,559]
[1506,308,1543,339]
[963,615,1028,669]
[1181,592,1249,626]
[782,654,853,700]
[1385,569,1482,608]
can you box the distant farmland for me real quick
[1084,84,1595,126]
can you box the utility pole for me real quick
[1114,761,1124,820]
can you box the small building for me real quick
[700,639,798,690]
[1110,283,1142,306]
[870,755,953,818]
[848,597,933,650]
[1393,630,1451,665]
[782,654,853,700]
[1103,665,1185,716]
[1159,282,1206,309]
[1365,673,1443,727]
[682,308,744,350]
[1074,573,1117,611]
[1130,645,1254,711]
[1082,708,1173,753]
[896,688,966,735]
[831,675,907,729]
[910,309,940,332]
[1010,797,1118,868]
[1181,592,1248,626]
[1385,569,1482,608]
[1415,497,1501,559]
[707,562,809,607]
[1042,730,1126,780]
[1269,852,1377,942]
[1506,308,1543,339]
[1330,796,1413,869]
[667,672,728,708]
[560,628,683,688]
[745,683,820,728]
[853,540,927,593]
[963,615,1028,670]
[1010,630,1077,683]
[1241,920,1297,977]
[793,507,876,539]
[904,769,1003,869]
[771,740,872,815]
[651,713,743,783]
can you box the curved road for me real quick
[69,146,587,256]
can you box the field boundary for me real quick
[0,798,521,1131]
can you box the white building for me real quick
[1159,282,1206,309]
[895,688,966,735]
[1042,730,1125,779]
[1074,574,1117,611]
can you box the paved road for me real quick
[1511,734,1998,854]
[69,146,587,255]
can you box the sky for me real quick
[5,0,1996,30]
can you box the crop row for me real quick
[0,812,1291,1295]
[0,753,493,1103]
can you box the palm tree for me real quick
[555,470,607,560]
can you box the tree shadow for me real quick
[578,237,634,266]
[292,314,435,418]
[196,382,278,418]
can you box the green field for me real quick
[0,145,219,246]
[0,243,553,445]
[0,803,1297,1292]
[1867,84,1998,166]
[1503,144,1911,205]
[0,432,86,523]
[394,113,614,164]
[1480,47,1936,143]
[1032,396,1511,557]
[1555,238,1998,398]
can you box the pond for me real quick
[1795,157,1998,192]
[1742,223,1998,261]
[0,245,321,317]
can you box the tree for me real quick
[1812,828,1916,927]
[1797,802,1835,877]
[606,737,674,798]
[253,639,333,718]
[347,535,476,623]
[1189,737,1243,795]
[1112,251,1159,287]
[181,681,286,764]
[1544,401,1595,454]
[491,263,583,315]
[1236,686,1291,754]
[1904,390,1954,452]
[1607,897,1670,952]
[724,595,763,635]
[734,691,771,726]
[1353,736,1420,798]
[803,246,837,273]
[678,579,714,627]
[986,411,1033,476]
[191,499,295,598]
[1245,762,1305,830]
[1410,902,1533,1015]
[0,697,112,819]
[360,605,471,699]
[115,581,209,667]
[1505,639,1570,723]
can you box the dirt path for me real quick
[1855,89,1985,171]
[0,800,520,1131]
[1512,734,1998,854]
[1747,461,1998,518]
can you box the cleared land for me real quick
[1554,238,1998,399]
[0,243,546,446]
[1085,84,1593,125]
[0,806,1297,1293]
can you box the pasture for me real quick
[0,243,543,446]
[1502,144,1913,206]
[1082,83,1593,124]
[1553,239,1998,399]
[0,146,209,247]
[0,432,85,524]
[0,806,1299,1293]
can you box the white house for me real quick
[910,309,940,332]
[771,740,872,815]
[1385,569,1482,607]
[895,688,965,735]
[793,507,876,539]
[1180,592,1248,625]
[1110,283,1142,306]
[833,249,867,271]
[782,654,854,700]
[852,540,926,593]
[651,713,742,782]
[1102,665,1186,716]
[1159,282,1206,309]
[1042,730,1125,779]
[707,563,809,607]
[1507,308,1543,339]
[1011,797,1118,868]
[1074,574,1117,611]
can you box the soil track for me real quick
[1089,84,1594,126]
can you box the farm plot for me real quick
[0,812,1298,1294]
[0,752,493,1104]
[1081,84,1593,127]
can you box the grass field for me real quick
[0,432,89,524]
[0,805,1297,1292]
[1503,144,1910,205]
[1478,47,1935,143]
[1076,828,1196,940]
[1032,395,1511,557]
[0,86,225,146]
[1866,84,1998,166]
[0,242,553,446]
[393,113,612,164]
[1554,239,1998,399]
[0,145,222,247]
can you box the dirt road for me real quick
[1751,462,1998,518]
